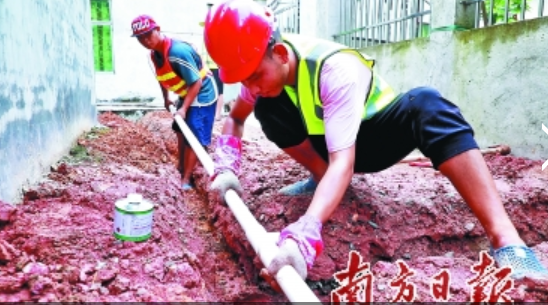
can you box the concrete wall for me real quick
[298,0,341,41]
[0,0,96,203]
[361,16,548,160]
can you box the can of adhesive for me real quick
[113,193,154,242]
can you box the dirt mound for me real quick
[197,116,548,302]
[0,112,280,302]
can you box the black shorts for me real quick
[211,68,224,95]
[253,86,478,172]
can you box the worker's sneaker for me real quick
[492,245,548,279]
[278,177,318,196]
[182,179,195,191]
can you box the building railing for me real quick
[267,0,301,33]
[463,0,547,28]
[334,0,547,48]
[334,0,431,48]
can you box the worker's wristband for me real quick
[278,214,324,270]
[213,135,242,178]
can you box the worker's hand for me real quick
[176,107,188,120]
[210,170,243,203]
[164,99,175,112]
[210,134,243,204]
[260,238,306,292]
[260,215,324,292]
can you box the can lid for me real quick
[127,193,143,203]
[115,193,154,213]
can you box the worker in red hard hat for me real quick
[131,14,219,191]
[205,0,548,292]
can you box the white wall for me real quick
[0,0,96,203]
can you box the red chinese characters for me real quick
[331,250,374,303]
[467,250,514,303]
[332,250,515,302]
[430,269,451,301]
[390,260,417,302]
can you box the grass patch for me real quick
[59,127,110,164]
[84,127,110,140]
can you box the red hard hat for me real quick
[204,0,275,83]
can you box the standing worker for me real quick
[132,14,218,190]
[204,0,548,291]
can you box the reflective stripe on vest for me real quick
[152,38,210,98]
[282,34,398,135]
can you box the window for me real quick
[91,0,114,72]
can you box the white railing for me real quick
[463,0,547,28]
[334,0,431,48]
[335,0,548,49]
[267,0,300,33]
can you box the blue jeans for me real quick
[171,101,217,146]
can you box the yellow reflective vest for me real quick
[283,34,399,135]
[152,38,210,98]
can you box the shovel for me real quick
[169,105,320,303]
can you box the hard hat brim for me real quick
[131,26,157,37]
[218,52,263,84]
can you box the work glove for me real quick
[260,214,324,292]
[210,170,243,202]
[210,135,243,202]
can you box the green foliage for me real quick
[91,0,113,72]
[60,128,109,164]
[63,144,103,164]
[485,0,530,24]
[85,127,110,140]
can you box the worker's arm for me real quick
[221,94,254,138]
[210,94,254,198]
[178,42,206,117]
[263,53,372,288]
[307,145,355,222]
[306,53,371,223]
[261,146,356,292]
[159,82,173,111]
[168,42,204,118]
[177,78,202,118]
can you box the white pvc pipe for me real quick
[169,106,320,303]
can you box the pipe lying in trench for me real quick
[169,106,321,303]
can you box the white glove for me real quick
[210,170,243,203]
[260,238,307,292]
